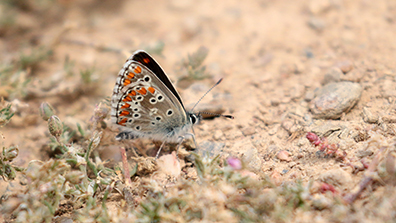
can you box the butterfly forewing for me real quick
[131,51,184,108]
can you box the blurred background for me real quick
[1,0,396,221]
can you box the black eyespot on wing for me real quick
[156,94,164,102]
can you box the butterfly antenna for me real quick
[199,111,234,119]
[190,78,224,113]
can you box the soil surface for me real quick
[1,0,396,222]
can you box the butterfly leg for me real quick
[155,136,186,160]
[155,134,197,160]
[155,140,167,160]
[175,133,197,159]
[174,136,186,160]
[185,133,198,149]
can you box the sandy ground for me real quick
[1,0,396,222]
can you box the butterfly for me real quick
[111,50,233,158]
[111,50,202,156]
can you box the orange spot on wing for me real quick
[129,90,136,96]
[118,118,127,125]
[134,66,142,73]
[123,79,131,86]
[143,58,150,64]
[148,87,155,94]
[137,87,147,95]
[122,96,132,102]
[127,72,135,79]
[119,110,130,117]
[121,103,131,109]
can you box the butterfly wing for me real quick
[111,51,190,142]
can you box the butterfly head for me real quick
[188,112,202,125]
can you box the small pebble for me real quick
[308,17,326,31]
[242,127,256,136]
[322,67,342,85]
[362,107,378,124]
[312,194,333,210]
[340,69,363,82]
[356,148,374,158]
[318,168,352,189]
[213,129,224,140]
[270,170,282,186]
[335,60,353,74]
[304,90,315,101]
[281,169,289,175]
[277,150,292,162]
[304,48,314,58]
[229,139,262,172]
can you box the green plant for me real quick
[180,46,210,80]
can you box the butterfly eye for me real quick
[189,114,199,124]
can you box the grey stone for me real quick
[309,82,362,119]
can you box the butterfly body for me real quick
[111,50,200,144]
